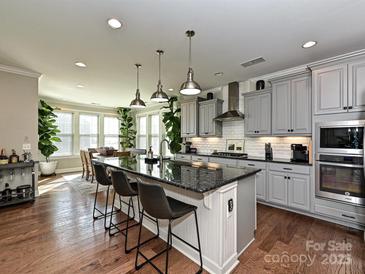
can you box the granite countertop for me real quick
[93,156,260,194]
[180,153,312,166]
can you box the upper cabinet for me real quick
[271,73,312,135]
[243,89,272,136]
[199,99,223,137]
[181,98,203,138]
[313,57,365,115]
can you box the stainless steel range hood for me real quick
[214,82,244,121]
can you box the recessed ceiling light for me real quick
[302,41,317,48]
[76,84,84,88]
[214,72,224,76]
[75,62,87,68]
[107,18,122,29]
[168,88,174,91]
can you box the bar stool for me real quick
[109,170,160,253]
[93,163,120,229]
[135,178,203,274]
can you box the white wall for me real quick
[0,69,39,193]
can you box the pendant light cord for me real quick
[189,36,192,68]
[136,65,139,90]
[158,52,161,83]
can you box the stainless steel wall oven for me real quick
[316,120,365,206]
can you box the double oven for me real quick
[316,120,365,206]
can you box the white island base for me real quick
[117,174,257,274]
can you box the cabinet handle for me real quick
[342,214,355,219]
[283,167,292,170]
[348,106,353,110]
[248,164,255,166]
[343,106,347,110]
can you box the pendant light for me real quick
[180,30,201,95]
[130,64,146,109]
[150,50,169,102]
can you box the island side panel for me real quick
[236,175,256,256]
[116,173,240,274]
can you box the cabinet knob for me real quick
[348,106,353,110]
[291,129,294,132]
[343,106,348,110]
[284,176,287,179]
[288,129,290,132]
[287,176,291,180]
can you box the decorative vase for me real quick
[39,161,58,175]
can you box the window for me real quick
[54,112,73,156]
[104,116,119,148]
[150,114,160,153]
[137,116,147,149]
[79,114,98,149]
[136,113,162,155]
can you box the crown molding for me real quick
[0,63,41,78]
[308,48,365,68]
[248,65,309,83]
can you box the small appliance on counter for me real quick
[184,142,192,153]
[291,144,309,162]
[265,143,273,160]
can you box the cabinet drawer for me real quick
[269,163,310,175]
[175,154,192,162]
[315,204,365,225]
[191,155,209,162]
[209,157,237,166]
[237,160,266,170]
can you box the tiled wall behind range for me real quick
[187,120,311,159]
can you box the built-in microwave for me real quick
[316,120,365,155]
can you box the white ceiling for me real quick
[1,0,365,107]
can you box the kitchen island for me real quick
[93,156,260,274]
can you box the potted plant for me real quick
[161,96,182,154]
[117,107,137,151]
[38,100,61,175]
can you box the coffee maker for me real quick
[291,144,309,162]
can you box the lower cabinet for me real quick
[268,168,310,211]
[268,171,288,206]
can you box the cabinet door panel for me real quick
[258,93,271,135]
[348,59,365,112]
[313,64,347,114]
[288,174,310,211]
[244,95,258,135]
[188,102,196,135]
[268,171,287,206]
[207,103,215,135]
[199,104,206,136]
[181,103,188,137]
[272,81,291,134]
[291,76,311,134]
[256,170,266,201]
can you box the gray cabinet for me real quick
[312,58,365,115]
[348,58,365,112]
[181,98,203,137]
[313,64,347,115]
[199,99,223,137]
[268,163,311,211]
[268,171,288,206]
[243,90,272,136]
[271,74,311,135]
[288,174,310,211]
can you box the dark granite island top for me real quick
[93,156,260,194]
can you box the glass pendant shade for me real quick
[151,50,169,102]
[180,30,201,96]
[130,64,146,109]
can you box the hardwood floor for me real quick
[0,173,364,274]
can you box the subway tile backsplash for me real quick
[187,120,311,159]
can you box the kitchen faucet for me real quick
[159,138,171,163]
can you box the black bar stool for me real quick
[109,170,160,253]
[135,178,203,274]
[93,163,120,229]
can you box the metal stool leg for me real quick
[165,221,172,274]
[92,181,100,219]
[194,209,203,274]
[104,185,110,229]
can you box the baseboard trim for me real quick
[258,201,365,231]
[56,167,83,174]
